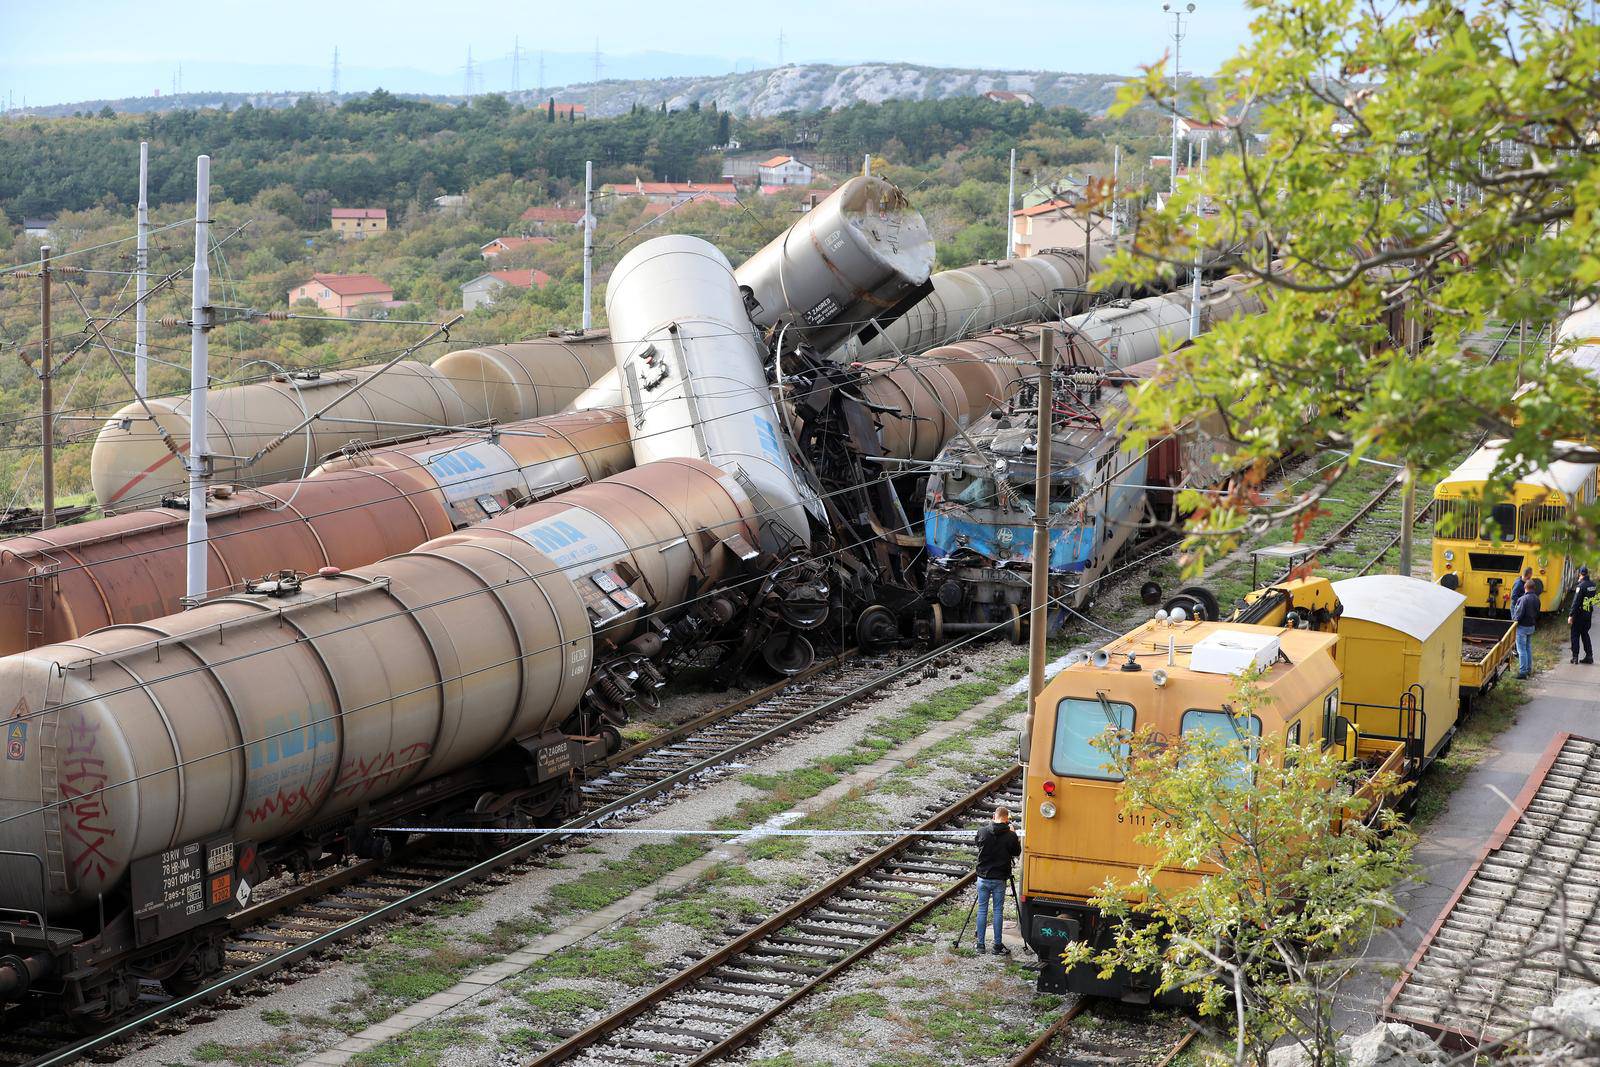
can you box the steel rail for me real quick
[1004,1003,1196,1067]
[525,764,1023,1067]
[24,645,979,1067]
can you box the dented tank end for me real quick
[606,235,815,553]
[736,175,935,356]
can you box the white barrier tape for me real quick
[374,826,984,838]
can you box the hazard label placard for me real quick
[5,721,26,761]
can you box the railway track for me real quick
[524,765,1024,1067]
[6,644,984,1067]
[1006,1002,1196,1066]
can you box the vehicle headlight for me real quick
[1443,550,1454,562]
[1040,800,1057,819]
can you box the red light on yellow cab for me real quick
[1042,780,1056,796]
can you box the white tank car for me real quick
[605,235,818,553]
[736,175,934,355]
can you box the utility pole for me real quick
[1005,147,1017,260]
[38,245,54,530]
[1398,295,1421,576]
[1188,136,1207,339]
[1023,328,1055,764]
[136,141,149,398]
[582,160,595,331]
[1162,2,1195,195]
[1110,144,1121,239]
[863,154,871,177]
[186,155,212,605]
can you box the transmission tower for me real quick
[510,37,523,93]
[464,46,477,102]
[778,28,786,65]
[330,46,340,99]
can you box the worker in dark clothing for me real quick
[1512,568,1533,607]
[973,807,1020,955]
[1569,566,1596,664]
[1514,583,1541,679]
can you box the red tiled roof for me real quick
[482,236,554,254]
[1012,199,1080,218]
[484,269,552,289]
[758,155,796,168]
[303,273,392,296]
[331,208,387,220]
[520,206,585,223]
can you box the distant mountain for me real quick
[12,62,1132,120]
[539,64,1130,118]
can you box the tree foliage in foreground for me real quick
[1101,0,1600,571]
[1066,673,1414,1067]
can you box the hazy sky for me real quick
[1,0,1256,107]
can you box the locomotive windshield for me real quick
[1051,697,1133,780]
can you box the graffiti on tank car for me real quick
[332,742,433,801]
[243,768,334,825]
[59,715,116,882]
[247,713,337,771]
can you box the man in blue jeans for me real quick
[1514,580,1542,679]
[973,806,1020,954]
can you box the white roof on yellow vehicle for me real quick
[1331,575,1465,643]
[1437,440,1595,497]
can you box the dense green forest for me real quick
[0,93,1167,506]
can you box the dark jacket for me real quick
[1513,591,1541,627]
[1512,576,1528,603]
[1572,578,1597,623]
[975,821,1020,879]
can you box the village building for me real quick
[756,155,814,188]
[1010,200,1113,258]
[481,235,553,259]
[287,273,395,317]
[462,268,552,311]
[330,207,387,240]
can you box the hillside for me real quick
[16,63,1135,121]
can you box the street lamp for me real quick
[1162,2,1196,195]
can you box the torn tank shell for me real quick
[0,456,758,918]
[737,176,935,356]
[1,408,634,655]
[605,234,818,553]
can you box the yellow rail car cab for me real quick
[1432,441,1597,615]
[1328,576,1466,771]
[1020,620,1348,1001]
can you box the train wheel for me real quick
[1007,605,1025,645]
[856,604,899,650]
[930,604,945,643]
[762,631,815,676]
[600,724,624,755]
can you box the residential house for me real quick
[330,208,388,240]
[551,102,585,119]
[433,194,468,212]
[600,179,739,209]
[462,269,552,311]
[481,235,554,259]
[1176,117,1230,142]
[288,273,395,317]
[1010,200,1113,259]
[756,154,813,188]
[22,218,53,238]
[984,90,1036,106]
[519,205,586,233]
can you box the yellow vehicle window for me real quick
[1181,709,1262,789]
[1051,697,1133,781]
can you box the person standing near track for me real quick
[973,806,1020,955]
[1514,580,1542,679]
[1569,566,1596,665]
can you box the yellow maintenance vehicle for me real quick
[1019,615,1407,1000]
[1020,572,1487,1000]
